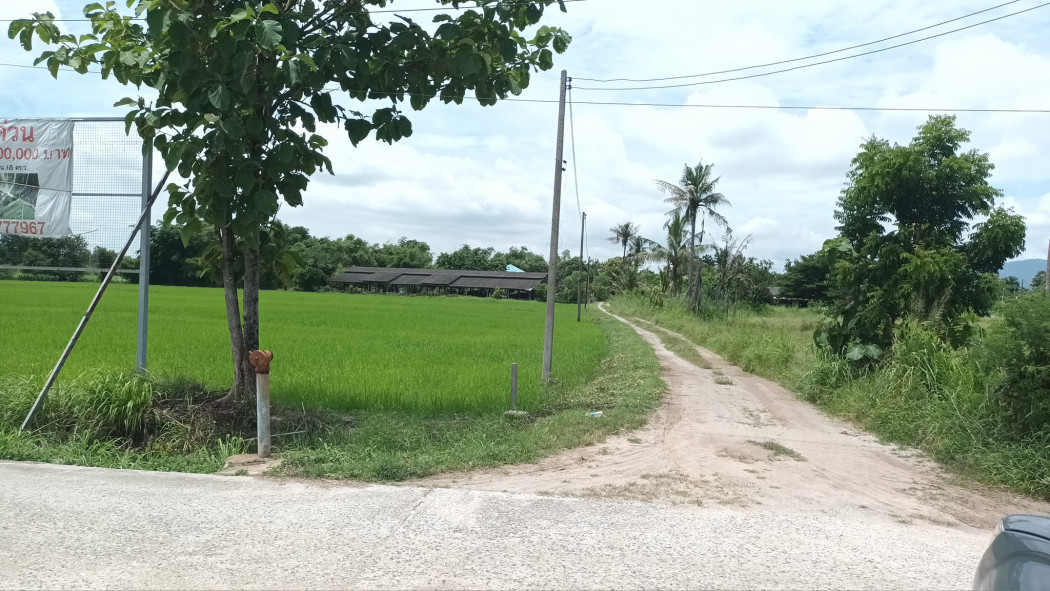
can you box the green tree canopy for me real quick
[823,115,1025,354]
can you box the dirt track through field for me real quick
[421,305,1050,529]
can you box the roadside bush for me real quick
[982,293,1050,436]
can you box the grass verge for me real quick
[609,293,1050,499]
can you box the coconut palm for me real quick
[658,210,690,295]
[656,161,730,312]
[608,221,640,259]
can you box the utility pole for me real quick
[584,259,590,310]
[577,212,586,322]
[542,70,568,383]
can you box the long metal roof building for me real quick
[331,267,548,292]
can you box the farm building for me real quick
[331,267,548,298]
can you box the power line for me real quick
[544,100,1050,113]
[0,62,1044,113]
[573,2,1050,92]
[567,80,582,222]
[0,0,586,22]
[574,0,1022,83]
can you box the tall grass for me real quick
[609,294,1050,499]
[0,282,604,415]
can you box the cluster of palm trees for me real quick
[609,160,731,313]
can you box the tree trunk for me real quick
[218,225,252,404]
[242,241,260,398]
[686,216,697,307]
[696,214,708,312]
[1046,237,1049,294]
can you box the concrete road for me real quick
[1,461,986,590]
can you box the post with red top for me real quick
[248,350,273,458]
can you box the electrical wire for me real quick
[574,0,1023,83]
[0,63,1044,113]
[0,0,586,21]
[573,2,1050,92]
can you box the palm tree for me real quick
[656,161,730,313]
[608,222,640,259]
[658,210,690,296]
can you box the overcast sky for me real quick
[3,0,1049,268]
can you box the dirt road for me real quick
[422,306,1049,530]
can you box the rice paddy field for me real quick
[0,281,606,415]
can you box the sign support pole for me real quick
[136,149,153,371]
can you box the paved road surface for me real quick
[2,461,987,590]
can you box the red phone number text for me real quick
[0,221,46,235]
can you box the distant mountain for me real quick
[999,259,1047,287]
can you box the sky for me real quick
[2,0,1049,269]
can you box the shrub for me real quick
[983,294,1050,436]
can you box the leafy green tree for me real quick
[498,245,547,273]
[11,0,571,400]
[824,115,1025,355]
[436,244,500,271]
[377,237,432,268]
[90,246,118,281]
[647,210,689,295]
[607,222,639,259]
[1001,276,1022,295]
[779,239,849,303]
[150,222,216,286]
[656,161,730,313]
[1032,270,1047,293]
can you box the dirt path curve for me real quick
[420,305,1049,529]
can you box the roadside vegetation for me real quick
[610,294,1050,499]
[0,286,662,479]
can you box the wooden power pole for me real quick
[542,70,568,382]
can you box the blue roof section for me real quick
[506,264,524,273]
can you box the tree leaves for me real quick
[255,19,282,50]
[208,85,230,110]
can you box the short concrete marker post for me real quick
[504,362,528,419]
[249,349,274,458]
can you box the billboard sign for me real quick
[0,119,73,237]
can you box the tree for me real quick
[1001,276,1022,295]
[499,246,547,273]
[824,115,1025,354]
[657,161,730,313]
[12,0,571,402]
[779,239,847,303]
[608,222,639,259]
[436,244,500,271]
[1032,270,1047,293]
[647,210,689,295]
[377,237,432,268]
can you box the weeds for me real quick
[749,439,806,461]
